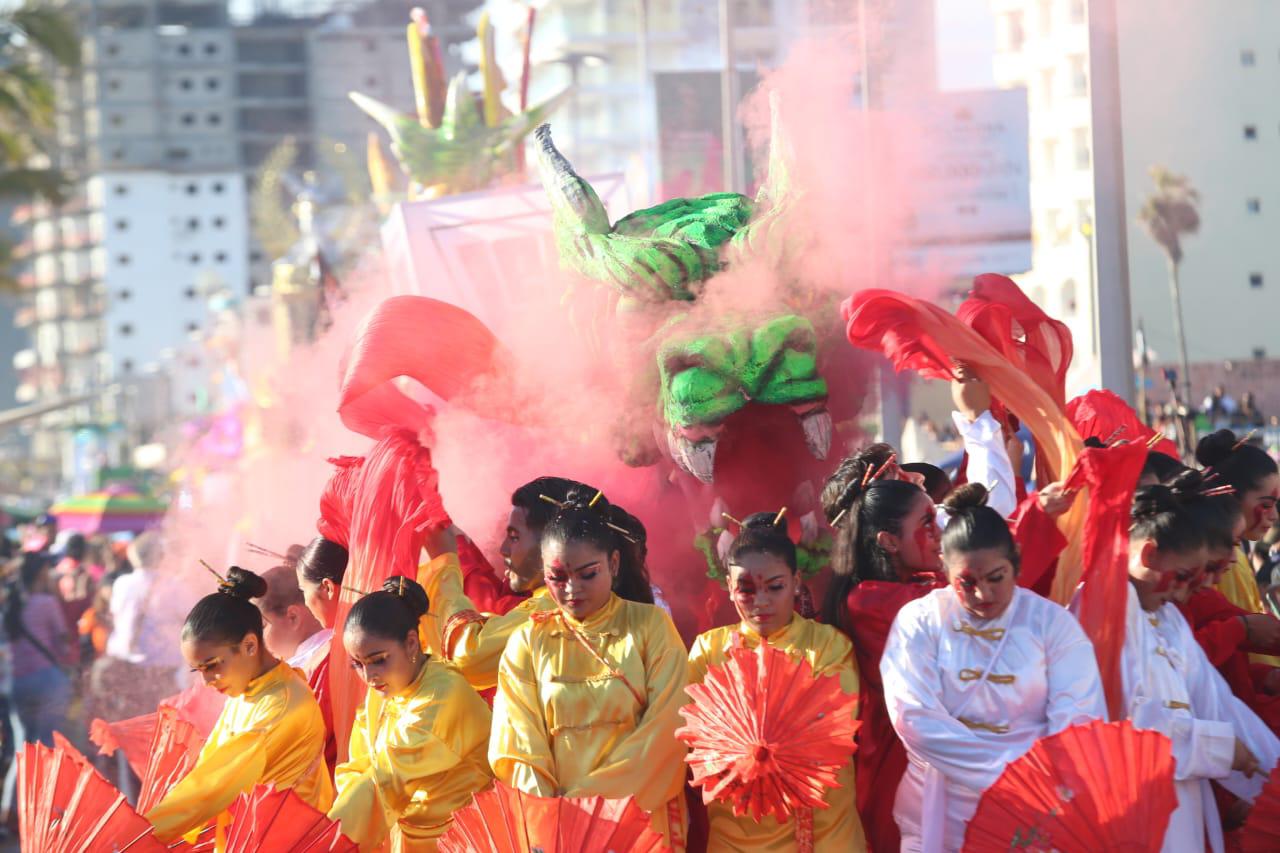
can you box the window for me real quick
[1003,12,1025,51]
[113,184,128,197]
[1069,0,1086,24]
[212,181,224,194]
[106,43,120,57]
[206,77,220,91]
[1248,198,1261,213]
[1250,273,1264,288]
[1075,199,1092,228]
[1069,55,1088,96]
[184,286,198,299]
[1046,208,1064,244]
[117,254,130,266]
[364,39,377,52]
[1242,50,1257,67]
[204,42,218,56]
[122,359,134,373]
[108,114,124,128]
[187,217,199,230]
[180,113,195,126]
[117,289,132,301]
[212,216,225,229]
[1037,0,1052,36]
[1042,138,1058,173]
[207,113,221,126]
[166,147,190,161]
[110,147,124,162]
[1254,348,1267,360]
[189,252,201,264]
[185,182,198,195]
[1040,68,1055,106]
[186,321,200,333]
[118,323,134,337]
[1073,128,1091,169]
[214,251,227,262]
[107,78,121,92]
[365,76,378,89]
[180,78,193,91]
[114,218,128,231]
[178,43,192,57]
[1061,279,1078,315]
[1245,125,1258,140]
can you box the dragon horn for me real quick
[348,92,407,143]
[533,123,610,233]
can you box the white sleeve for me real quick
[952,410,1017,518]
[881,601,1007,792]
[1042,608,1108,734]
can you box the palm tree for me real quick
[1137,166,1200,409]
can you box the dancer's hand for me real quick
[951,362,992,422]
[1244,614,1280,653]
[1037,482,1077,518]
[423,523,459,559]
[1232,738,1260,777]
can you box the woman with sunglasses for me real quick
[146,566,333,846]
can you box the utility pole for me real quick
[718,0,741,192]
[1087,0,1137,401]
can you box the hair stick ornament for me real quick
[1103,425,1128,446]
[773,507,788,526]
[1233,429,1260,451]
[1201,485,1237,498]
[721,511,744,530]
[538,493,640,544]
[200,559,234,594]
[246,542,286,561]
[1146,432,1167,449]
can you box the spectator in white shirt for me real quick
[90,531,189,722]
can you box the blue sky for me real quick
[936,0,999,90]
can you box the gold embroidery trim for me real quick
[958,716,1010,734]
[1164,700,1191,711]
[958,668,1016,685]
[954,624,1005,641]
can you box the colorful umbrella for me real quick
[49,486,167,534]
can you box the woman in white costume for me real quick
[882,484,1106,852]
[1098,479,1280,853]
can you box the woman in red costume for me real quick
[821,448,944,853]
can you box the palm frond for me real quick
[8,3,81,69]
[0,166,68,203]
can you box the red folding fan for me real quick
[136,706,205,814]
[436,781,667,853]
[963,720,1176,853]
[1240,763,1280,852]
[17,740,166,852]
[221,784,357,852]
[675,638,859,824]
[90,710,156,779]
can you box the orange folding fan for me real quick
[17,740,166,852]
[221,784,357,852]
[436,781,667,852]
[963,720,1176,853]
[675,639,859,823]
[137,706,205,814]
[1240,764,1280,852]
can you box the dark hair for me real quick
[940,484,1019,571]
[511,476,590,536]
[541,488,654,604]
[256,564,306,616]
[1131,485,1205,554]
[1196,429,1278,495]
[727,512,798,574]
[1142,451,1187,484]
[344,575,430,642]
[4,553,50,642]
[182,566,269,645]
[821,451,928,626]
[298,536,349,585]
[900,462,952,503]
[1167,469,1242,552]
[63,533,87,561]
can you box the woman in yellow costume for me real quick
[146,567,333,847]
[688,512,867,851]
[329,574,492,851]
[489,489,690,849]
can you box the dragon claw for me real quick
[668,429,718,484]
[800,408,833,460]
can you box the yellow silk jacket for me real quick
[146,661,334,847]
[417,553,556,691]
[489,594,689,847]
[1219,546,1280,667]
[687,615,867,853]
[330,658,493,852]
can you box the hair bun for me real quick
[379,575,430,620]
[942,482,988,513]
[1132,484,1180,521]
[1166,468,1208,502]
[222,566,269,600]
[1082,436,1107,449]
[1195,429,1239,468]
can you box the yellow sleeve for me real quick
[417,553,473,658]
[562,610,690,810]
[329,697,388,852]
[811,625,860,700]
[488,624,558,797]
[686,631,716,686]
[449,603,537,691]
[145,721,268,843]
[1219,548,1280,667]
